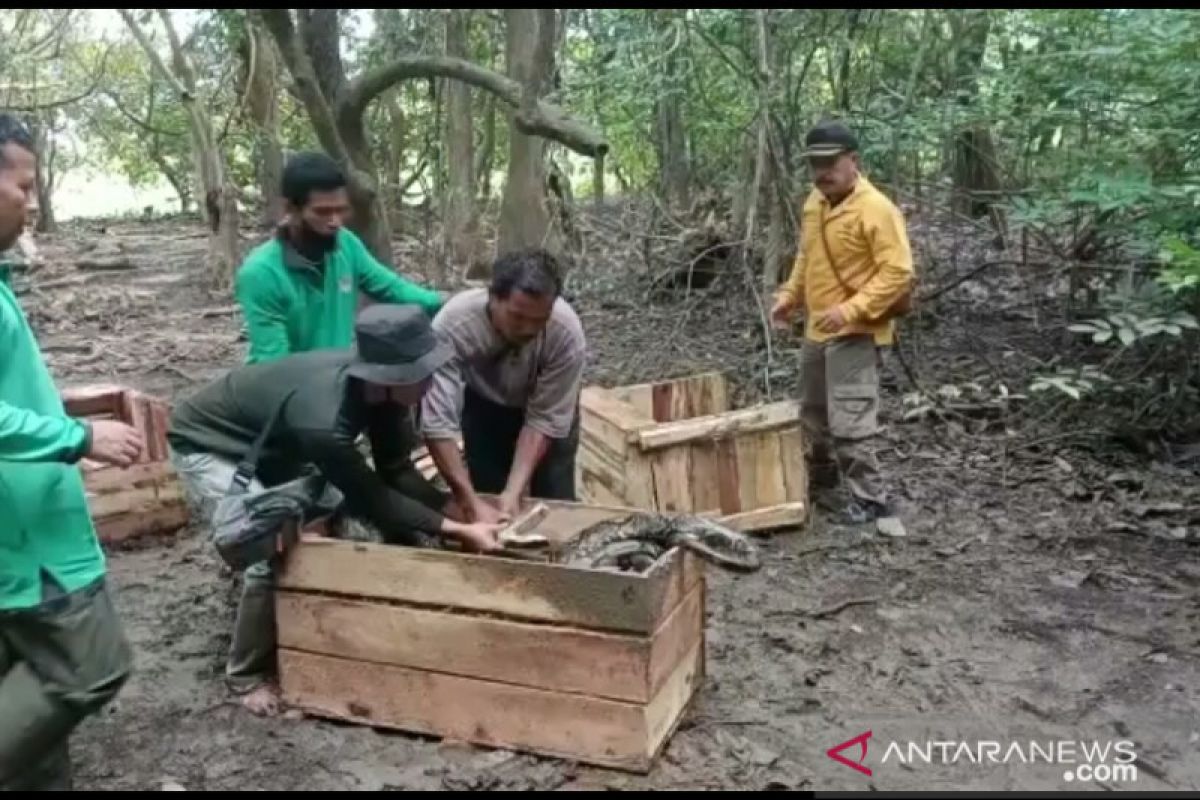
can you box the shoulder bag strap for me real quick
[230,390,296,492]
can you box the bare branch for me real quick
[4,47,112,113]
[342,55,607,158]
[258,8,348,160]
[118,10,189,100]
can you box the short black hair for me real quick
[0,113,35,167]
[281,151,346,207]
[490,248,563,300]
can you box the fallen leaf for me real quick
[1049,570,1093,589]
[1145,652,1169,664]
[1106,471,1143,489]
[1054,456,1075,474]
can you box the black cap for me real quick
[345,304,453,386]
[803,121,859,158]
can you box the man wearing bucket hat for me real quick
[167,304,504,715]
[771,120,914,534]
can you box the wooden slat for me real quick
[580,466,629,508]
[650,446,693,513]
[622,451,658,509]
[642,640,704,767]
[277,592,663,702]
[82,461,176,493]
[645,581,704,699]
[717,502,806,533]
[688,442,723,513]
[716,438,741,514]
[651,382,673,422]
[619,384,655,419]
[61,385,125,417]
[750,431,788,508]
[278,535,700,635]
[278,647,684,773]
[633,401,800,452]
[94,503,188,544]
[581,386,652,433]
[88,482,183,518]
[778,427,808,503]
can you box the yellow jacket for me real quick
[776,175,914,346]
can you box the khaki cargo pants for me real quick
[799,334,887,506]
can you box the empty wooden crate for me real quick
[60,384,188,545]
[578,371,808,533]
[276,499,706,772]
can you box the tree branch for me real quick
[342,55,607,158]
[4,47,111,113]
[118,10,188,99]
[258,8,348,161]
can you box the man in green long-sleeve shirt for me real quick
[0,113,146,790]
[234,151,444,364]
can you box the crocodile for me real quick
[557,512,762,574]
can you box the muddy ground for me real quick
[14,212,1200,791]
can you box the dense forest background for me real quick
[4,8,1199,449]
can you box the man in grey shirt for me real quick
[421,249,586,524]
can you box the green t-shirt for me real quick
[234,227,443,364]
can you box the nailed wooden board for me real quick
[276,580,703,704]
[634,401,800,451]
[278,638,704,773]
[278,535,704,635]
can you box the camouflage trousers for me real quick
[799,334,887,506]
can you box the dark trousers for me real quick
[0,575,133,790]
[461,388,579,500]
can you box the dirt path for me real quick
[16,220,1197,791]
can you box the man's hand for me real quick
[87,420,144,468]
[443,519,505,553]
[468,497,507,525]
[814,305,849,335]
[770,296,797,329]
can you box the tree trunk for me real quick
[476,92,497,199]
[443,9,481,278]
[243,14,284,227]
[497,8,559,258]
[120,9,241,288]
[260,7,607,267]
[30,117,57,233]
[948,10,1001,218]
[654,9,688,210]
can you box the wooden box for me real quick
[60,384,188,545]
[276,499,705,772]
[577,371,808,533]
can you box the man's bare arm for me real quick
[499,426,552,516]
[426,437,502,523]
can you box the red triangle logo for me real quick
[827,730,873,776]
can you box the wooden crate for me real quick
[578,371,808,533]
[60,384,188,545]
[276,499,706,773]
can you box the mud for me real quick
[15,217,1198,791]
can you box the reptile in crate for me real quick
[556,513,762,574]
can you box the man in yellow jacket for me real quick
[771,121,913,530]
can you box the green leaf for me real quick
[1118,326,1137,346]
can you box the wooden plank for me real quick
[579,466,629,508]
[276,591,669,702]
[650,446,693,513]
[61,385,125,417]
[643,640,704,765]
[634,401,800,451]
[778,426,808,503]
[717,502,806,533]
[688,442,722,513]
[645,581,704,699]
[750,431,788,508]
[579,437,627,490]
[95,503,188,544]
[278,649,661,772]
[651,382,673,423]
[715,438,741,514]
[82,461,176,493]
[581,386,652,432]
[499,502,550,546]
[619,384,655,419]
[622,451,658,509]
[278,535,696,635]
[88,482,183,518]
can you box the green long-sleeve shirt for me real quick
[0,266,104,610]
[234,227,443,364]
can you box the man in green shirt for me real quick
[0,113,146,790]
[234,151,445,364]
